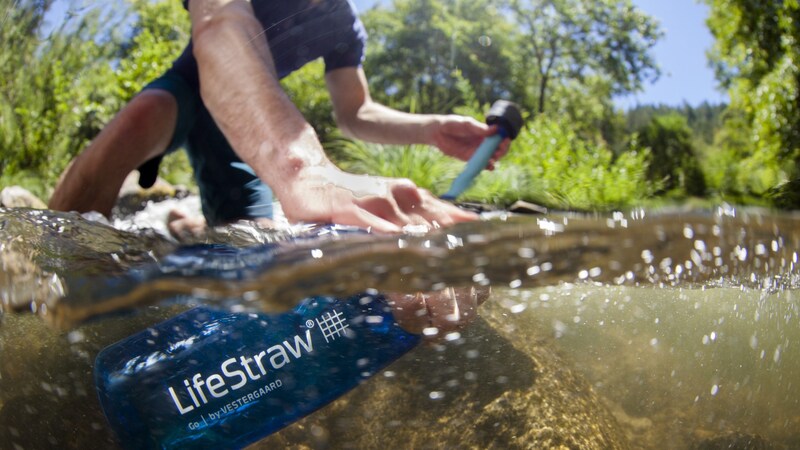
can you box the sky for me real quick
[615,0,728,108]
[353,0,728,108]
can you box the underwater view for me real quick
[1,204,797,449]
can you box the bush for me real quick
[0,0,194,199]
[636,113,707,196]
[330,114,657,211]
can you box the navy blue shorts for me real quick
[144,73,274,226]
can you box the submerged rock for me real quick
[113,172,192,218]
[253,302,628,449]
[691,431,773,450]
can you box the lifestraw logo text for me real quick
[167,308,348,415]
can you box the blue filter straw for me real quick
[441,100,523,201]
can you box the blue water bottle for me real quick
[93,230,422,449]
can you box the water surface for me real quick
[0,205,797,449]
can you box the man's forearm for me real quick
[338,101,444,146]
[189,0,331,190]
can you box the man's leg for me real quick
[49,89,178,217]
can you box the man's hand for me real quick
[275,164,477,233]
[386,286,491,336]
[428,115,511,171]
[327,68,511,171]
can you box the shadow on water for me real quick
[0,205,798,449]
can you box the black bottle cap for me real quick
[486,100,523,139]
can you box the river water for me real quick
[0,204,798,449]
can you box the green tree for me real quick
[362,0,516,112]
[704,0,800,198]
[0,0,125,197]
[0,0,194,195]
[505,0,662,115]
[637,113,706,196]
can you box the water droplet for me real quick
[553,320,567,338]
[65,330,84,344]
[444,331,461,341]
[422,327,439,337]
[365,315,383,324]
[694,240,707,252]
[518,247,535,259]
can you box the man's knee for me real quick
[108,89,179,164]
[125,89,178,133]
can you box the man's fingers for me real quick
[417,189,478,224]
[386,292,429,334]
[389,182,478,229]
[334,204,402,233]
[387,286,491,336]
[474,285,491,306]
[356,196,419,227]
[423,287,460,335]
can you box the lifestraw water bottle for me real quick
[93,230,422,449]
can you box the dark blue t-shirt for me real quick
[174,0,367,90]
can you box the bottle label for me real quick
[166,307,345,418]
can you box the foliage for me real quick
[0,0,193,197]
[635,113,707,196]
[704,0,800,200]
[331,137,461,195]
[362,0,662,145]
[495,115,656,209]
[1,0,124,190]
[332,112,656,211]
[626,102,727,146]
[362,0,515,113]
[113,0,191,104]
[504,0,662,115]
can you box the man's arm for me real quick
[326,67,509,169]
[188,0,475,231]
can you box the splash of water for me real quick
[1,205,797,329]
